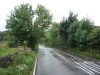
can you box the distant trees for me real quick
[49,22,60,47]
[59,12,94,50]
[45,22,62,48]
[87,28,100,50]
[75,19,94,50]
[45,12,100,52]
[59,12,78,49]
[0,31,6,41]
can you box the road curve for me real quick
[36,46,100,75]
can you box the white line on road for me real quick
[56,52,95,75]
[33,57,38,75]
[84,62,100,72]
[80,62,100,73]
[75,62,94,75]
[54,51,66,60]
[54,49,100,75]
[88,62,100,69]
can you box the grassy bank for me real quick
[0,48,16,57]
[64,48,100,60]
[0,42,17,57]
[0,48,38,75]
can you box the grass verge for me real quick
[0,49,38,75]
[65,48,100,60]
[0,42,17,57]
[0,48,16,57]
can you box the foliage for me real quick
[45,11,100,54]
[6,4,52,50]
[34,5,52,39]
[67,20,79,48]
[76,19,94,50]
[0,31,6,41]
[59,12,78,48]
[59,12,77,41]
[59,13,94,50]
[45,31,51,46]
[87,28,100,50]
[50,22,59,46]
[45,22,62,48]
[6,4,37,50]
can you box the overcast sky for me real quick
[0,0,100,31]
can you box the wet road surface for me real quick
[36,46,100,75]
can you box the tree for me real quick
[45,31,51,46]
[45,22,62,48]
[77,18,94,50]
[87,28,100,51]
[6,4,35,49]
[50,22,59,47]
[59,12,77,49]
[34,5,52,39]
[67,20,79,48]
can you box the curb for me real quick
[33,56,38,75]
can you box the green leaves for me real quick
[45,22,61,48]
[6,4,52,50]
[59,12,78,48]
[34,5,52,39]
[59,12,98,50]
[6,4,34,48]
[87,28,100,50]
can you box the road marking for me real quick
[75,62,94,75]
[77,66,94,75]
[54,49,100,75]
[33,57,38,75]
[56,52,96,75]
[80,62,100,73]
[54,52,66,60]
[84,62,100,71]
[88,62,100,69]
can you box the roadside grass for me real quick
[68,48,100,60]
[0,49,37,75]
[0,48,16,57]
[0,42,38,75]
[0,42,17,57]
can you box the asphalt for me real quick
[36,46,100,75]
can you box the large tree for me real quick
[34,5,52,39]
[76,19,94,50]
[59,12,77,48]
[6,4,35,49]
[87,28,100,50]
[67,20,79,48]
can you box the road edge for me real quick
[32,56,38,75]
[54,48,83,61]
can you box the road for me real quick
[36,46,100,75]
